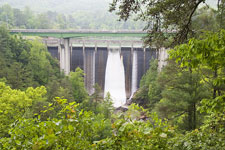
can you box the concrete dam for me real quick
[10,29,168,107]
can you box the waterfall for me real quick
[104,48,126,107]
[129,50,138,100]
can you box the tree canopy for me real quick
[109,0,225,47]
[0,4,145,30]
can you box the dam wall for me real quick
[47,44,158,99]
[10,29,168,107]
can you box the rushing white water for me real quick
[129,50,138,100]
[104,48,126,107]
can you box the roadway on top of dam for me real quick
[10,29,147,38]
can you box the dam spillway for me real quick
[104,48,126,107]
[47,45,157,101]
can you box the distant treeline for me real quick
[0,4,145,30]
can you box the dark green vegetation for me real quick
[0,0,225,149]
[132,29,225,149]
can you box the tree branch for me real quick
[175,0,204,45]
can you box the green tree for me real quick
[69,67,88,103]
[45,75,74,105]
[0,4,14,28]
[0,26,67,108]
[217,0,225,29]
[13,8,27,28]
[133,59,162,109]
[169,94,225,150]
[56,14,67,29]
[34,13,52,29]
[0,26,63,91]
[0,82,46,137]
[169,30,225,99]
[27,40,55,86]
[95,104,175,150]
[87,84,104,111]
[154,60,210,130]
[167,30,225,148]
[6,62,33,89]
[0,26,32,89]
[0,98,112,149]
[192,6,219,33]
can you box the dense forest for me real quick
[0,4,144,30]
[0,0,225,149]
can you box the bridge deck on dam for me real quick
[10,29,147,38]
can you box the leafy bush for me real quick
[0,98,112,149]
[0,82,46,137]
[95,104,175,150]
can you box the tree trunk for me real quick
[193,102,196,129]
[188,105,193,130]
[213,68,218,99]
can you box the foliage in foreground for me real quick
[0,97,112,149]
[0,82,46,137]
[170,94,225,150]
[1,92,223,149]
[0,94,176,150]
[95,105,175,150]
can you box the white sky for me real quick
[205,0,218,8]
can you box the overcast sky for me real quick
[0,0,218,13]
[205,0,217,8]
